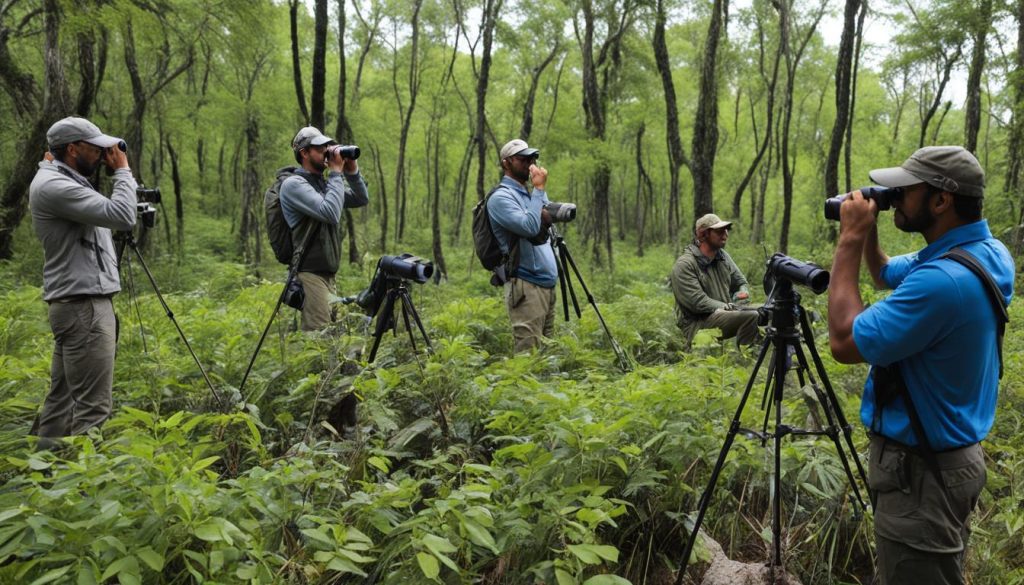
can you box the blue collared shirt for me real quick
[486,177,558,288]
[853,220,1014,450]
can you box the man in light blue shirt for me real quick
[829,146,1014,584]
[486,139,558,352]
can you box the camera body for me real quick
[823,186,902,221]
[135,186,161,229]
[544,202,577,223]
[325,144,361,161]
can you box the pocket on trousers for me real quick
[49,301,93,342]
[506,279,527,309]
[868,442,909,494]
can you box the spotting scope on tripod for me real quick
[341,254,434,363]
[674,253,869,584]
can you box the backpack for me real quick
[472,187,519,285]
[265,167,311,265]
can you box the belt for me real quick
[47,293,114,305]
[873,433,979,457]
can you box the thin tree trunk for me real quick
[690,0,728,220]
[290,0,310,123]
[964,0,992,153]
[474,0,503,202]
[652,0,688,249]
[311,0,327,129]
[519,40,558,141]
[393,0,423,242]
[240,115,262,266]
[166,137,184,253]
[824,0,861,214]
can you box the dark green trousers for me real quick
[868,435,986,585]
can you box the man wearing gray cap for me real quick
[671,212,759,349]
[829,146,1014,584]
[486,139,557,352]
[280,126,369,331]
[28,116,137,449]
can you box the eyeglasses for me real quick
[513,154,538,163]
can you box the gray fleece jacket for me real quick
[29,160,138,301]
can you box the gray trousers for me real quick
[35,297,117,447]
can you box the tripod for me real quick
[548,227,631,371]
[366,277,432,363]
[115,231,224,408]
[674,279,868,584]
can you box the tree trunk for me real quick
[652,0,688,248]
[918,46,963,148]
[166,137,184,253]
[964,0,992,153]
[311,0,327,129]
[290,0,310,123]
[1008,0,1024,253]
[240,115,262,266]
[335,0,355,143]
[690,0,727,220]
[393,0,423,242]
[372,143,388,252]
[824,0,861,213]
[519,41,559,141]
[0,0,70,259]
[475,0,503,202]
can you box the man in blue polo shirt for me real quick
[828,146,1014,584]
[486,139,558,352]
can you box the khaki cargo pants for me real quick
[679,307,761,349]
[297,271,337,331]
[504,278,555,353]
[868,435,986,585]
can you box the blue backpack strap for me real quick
[941,247,1009,378]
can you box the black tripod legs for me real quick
[367,286,432,363]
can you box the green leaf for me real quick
[194,520,223,542]
[567,544,619,565]
[462,520,499,553]
[327,555,369,576]
[416,552,440,579]
[100,556,140,583]
[191,456,221,472]
[421,533,457,555]
[136,547,164,571]
[367,456,390,473]
[555,568,578,585]
[582,576,632,585]
[28,564,72,585]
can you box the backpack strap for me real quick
[941,247,1009,378]
[484,185,521,285]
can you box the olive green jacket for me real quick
[671,243,750,328]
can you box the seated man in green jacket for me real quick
[671,213,761,349]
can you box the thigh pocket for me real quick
[506,280,526,310]
[868,444,909,494]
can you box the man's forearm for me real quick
[828,229,868,363]
[863,225,889,289]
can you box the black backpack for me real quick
[472,187,519,285]
[265,167,316,265]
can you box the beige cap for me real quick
[499,139,539,160]
[695,213,733,233]
[292,126,335,151]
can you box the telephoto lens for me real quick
[765,253,829,294]
[379,253,433,283]
[543,202,577,223]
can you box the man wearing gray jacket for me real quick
[29,117,137,449]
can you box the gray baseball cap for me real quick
[869,146,985,198]
[499,139,539,160]
[46,117,123,149]
[292,126,335,151]
[695,213,732,233]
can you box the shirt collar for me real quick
[53,160,92,185]
[500,176,531,196]
[916,220,992,263]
